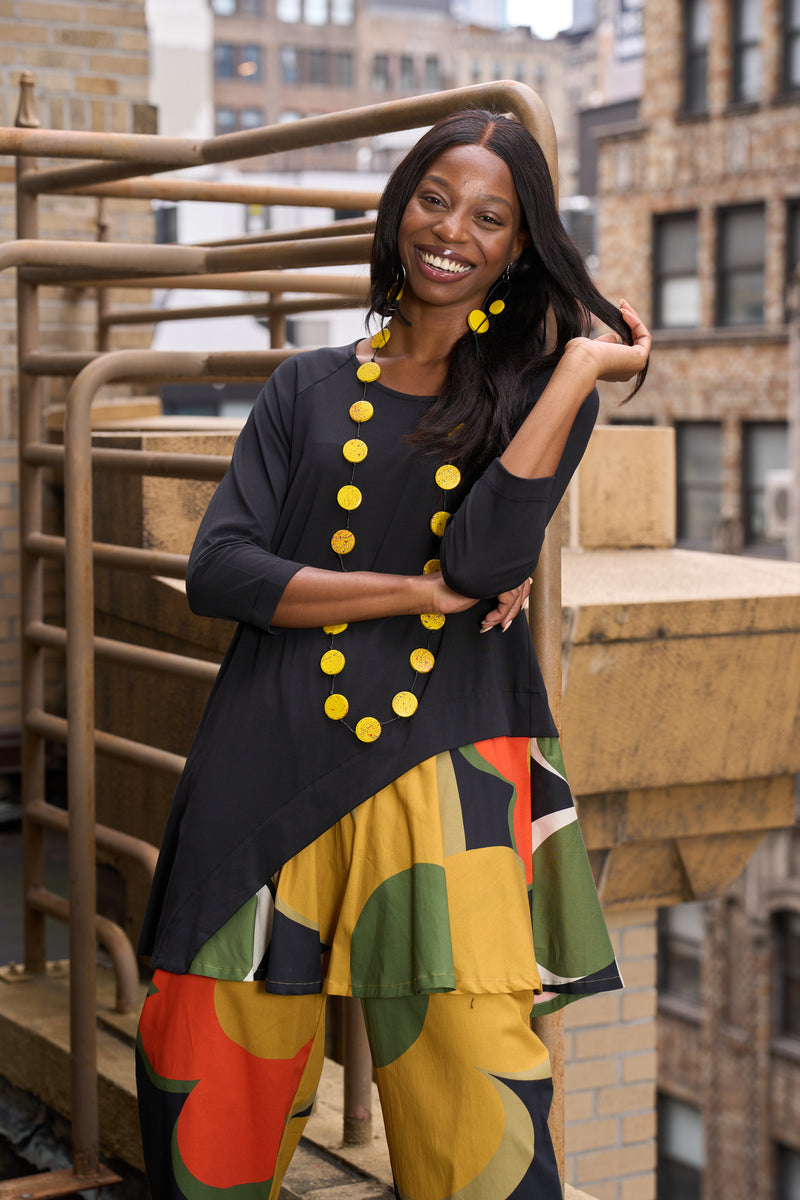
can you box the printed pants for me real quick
[136,970,563,1200]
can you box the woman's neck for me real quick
[357,301,471,396]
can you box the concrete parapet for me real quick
[571,426,676,551]
[561,547,800,908]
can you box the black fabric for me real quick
[139,342,598,973]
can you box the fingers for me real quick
[479,578,532,633]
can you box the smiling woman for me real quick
[135,109,650,1200]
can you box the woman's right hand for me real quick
[420,571,479,615]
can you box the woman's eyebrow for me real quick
[419,174,513,211]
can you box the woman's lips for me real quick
[414,246,474,278]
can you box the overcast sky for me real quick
[507,0,573,38]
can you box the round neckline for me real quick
[348,343,437,402]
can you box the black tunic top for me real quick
[139,342,598,973]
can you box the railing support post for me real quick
[16,71,48,978]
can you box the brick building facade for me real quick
[0,0,155,772]
[591,2,800,1197]
[594,0,799,559]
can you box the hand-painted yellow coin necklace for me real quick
[321,325,461,744]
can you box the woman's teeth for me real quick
[420,252,470,274]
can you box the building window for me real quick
[279,109,301,123]
[399,54,416,89]
[239,0,263,12]
[658,901,705,1002]
[684,0,710,112]
[154,204,178,244]
[214,43,236,77]
[239,107,264,129]
[238,44,262,79]
[774,911,800,1038]
[276,0,301,20]
[732,0,761,103]
[785,0,800,90]
[788,200,800,289]
[215,43,262,80]
[676,422,723,546]
[372,53,390,91]
[653,213,700,328]
[471,58,482,83]
[214,105,237,135]
[424,55,442,90]
[280,46,300,83]
[743,422,789,549]
[777,1145,800,1199]
[657,1095,705,1200]
[305,0,327,23]
[717,204,765,325]
[212,0,237,13]
[330,0,354,22]
[334,50,354,86]
[308,48,327,84]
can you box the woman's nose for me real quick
[432,209,468,242]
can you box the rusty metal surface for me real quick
[0,1165,121,1199]
[6,80,556,194]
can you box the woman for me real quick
[136,110,650,1200]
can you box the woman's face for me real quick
[396,142,529,312]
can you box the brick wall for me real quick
[564,908,658,1200]
[0,0,155,745]
[592,0,800,545]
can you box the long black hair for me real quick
[368,109,647,470]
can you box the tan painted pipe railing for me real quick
[7,72,564,1196]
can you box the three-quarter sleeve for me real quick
[185,368,306,631]
[439,388,598,598]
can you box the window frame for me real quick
[653,211,701,330]
[683,0,710,113]
[784,0,800,92]
[675,421,723,548]
[741,421,790,548]
[732,0,762,104]
[716,202,766,327]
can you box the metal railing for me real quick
[5,72,564,1196]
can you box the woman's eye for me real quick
[479,214,502,226]
[420,194,444,207]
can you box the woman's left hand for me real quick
[479,578,532,634]
[563,299,651,385]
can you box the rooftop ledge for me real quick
[560,546,800,909]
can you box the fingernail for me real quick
[620,298,628,308]
[502,619,512,632]
[480,624,491,633]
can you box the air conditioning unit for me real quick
[763,469,793,541]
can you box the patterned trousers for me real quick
[136,969,563,1200]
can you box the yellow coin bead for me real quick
[320,648,345,675]
[331,529,355,555]
[324,693,349,720]
[343,438,368,463]
[322,622,348,635]
[488,299,506,315]
[420,612,445,631]
[435,464,461,490]
[467,309,490,334]
[349,399,374,423]
[355,716,382,743]
[392,691,418,717]
[371,328,391,349]
[356,361,381,383]
[410,647,435,674]
[423,558,440,575]
[430,510,450,536]
[337,484,362,511]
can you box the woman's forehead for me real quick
[418,143,519,204]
